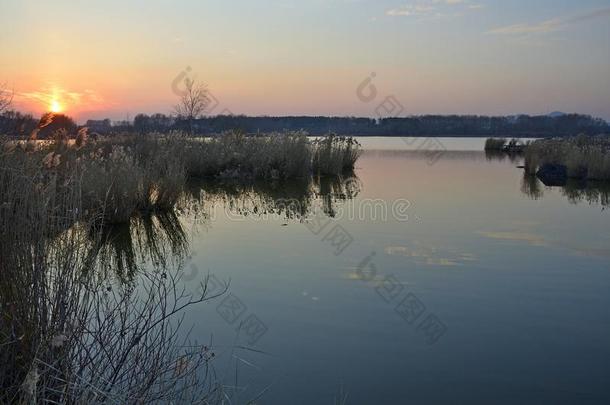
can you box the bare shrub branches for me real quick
[0,151,223,403]
[0,82,13,114]
[312,134,362,175]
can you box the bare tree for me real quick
[0,82,13,114]
[174,78,210,135]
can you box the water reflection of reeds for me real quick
[83,175,362,281]
[485,149,523,164]
[87,211,189,281]
[180,174,361,221]
[521,173,610,208]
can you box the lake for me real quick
[137,137,610,404]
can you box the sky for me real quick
[1,0,609,122]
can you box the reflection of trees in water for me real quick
[521,174,610,208]
[93,175,362,280]
[521,173,543,200]
[485,150,523,164]
[88,211,189,282]
[315,175,361,218]
[183,177,313,220]
[561,180,610,208]
[181,174,361,221]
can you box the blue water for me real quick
[170,138,610,404]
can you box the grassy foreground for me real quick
[0,141,221,403]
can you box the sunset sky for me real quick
[1,0,609,122]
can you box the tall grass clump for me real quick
[180,131,312,179]
[524,134,610,180]
[484,138,506,151]
[126,136,187,210]
[181,131,360,179]
[83,135,188,219]
[3,133,188,224]
[80,144,146,223]
[312,134,362,175]
[484,137,527,153]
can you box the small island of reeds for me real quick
[523,134,610,184]
[484,137,529,153]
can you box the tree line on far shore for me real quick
[2,112,608,138]
[1,80,608,138]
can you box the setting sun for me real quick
[49,99,63,113]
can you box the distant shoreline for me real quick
[112,113,610,138]
[2,112,609,138]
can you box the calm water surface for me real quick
[172,137,610,404]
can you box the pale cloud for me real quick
[386,0,482,18]
[488,19,561,35]
[386,4,435,17]
[489,7,610,35]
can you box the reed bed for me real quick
[484,137,528,153]
[0,137,223,403]
[182,131,360,178]
[312,135,362,175]
[182,131,313,179]
[524,134,610,180]
[2,130,360,224]
[484,138,507,151]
